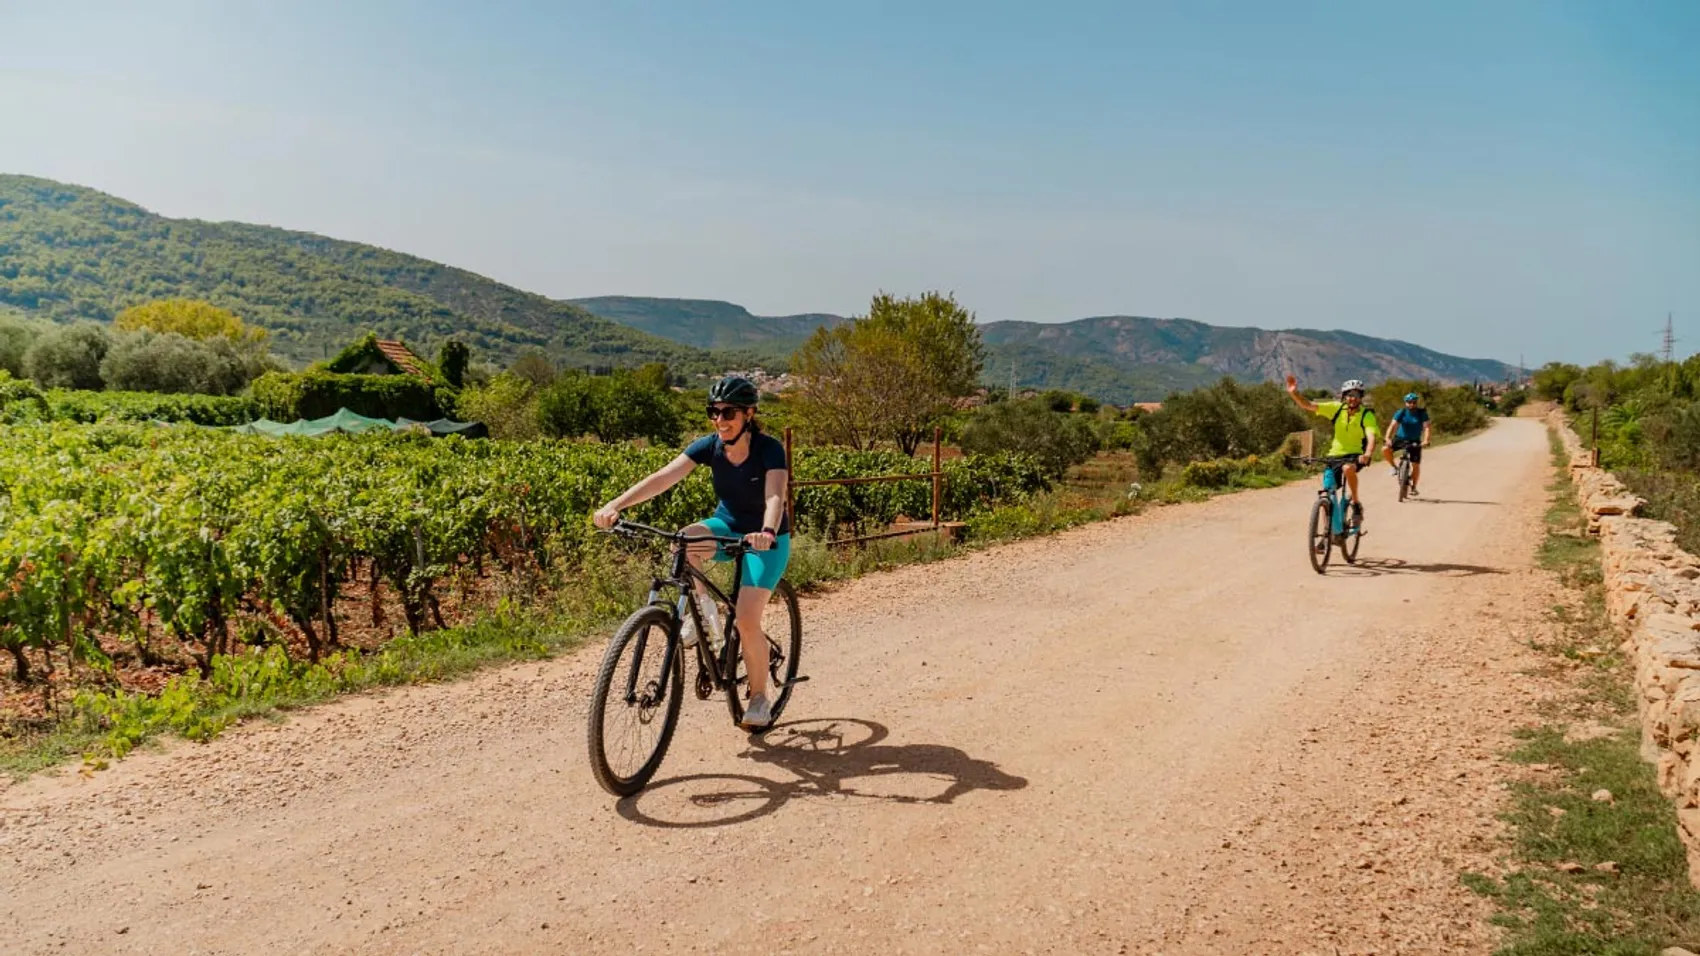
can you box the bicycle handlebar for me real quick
[607,518,747,548]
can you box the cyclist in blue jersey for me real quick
[593,375,790,729]
[1383,392,1433,496]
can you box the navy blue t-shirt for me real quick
[1392,407,1430,442]
[684,431,791,535]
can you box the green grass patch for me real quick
[1463,428,1700,954]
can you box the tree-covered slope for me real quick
[0,175,724,372]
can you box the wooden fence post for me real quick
[784,426,795,529]
[931,426,942,529]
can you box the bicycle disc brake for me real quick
[693,655,714,700]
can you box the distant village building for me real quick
[719,367,797,395]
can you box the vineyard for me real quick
[0,422,1047,693]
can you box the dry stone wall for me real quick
[1552,411,1700,885]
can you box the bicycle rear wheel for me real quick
[725,580,803,727]
[587,606,683,797]
[1308,496,1333,574]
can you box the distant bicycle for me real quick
[1292,456,1365,574]
[586,519,803,796]
[1392,442,1416,503]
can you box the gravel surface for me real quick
[0,419,1556,955]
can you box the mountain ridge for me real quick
[571,297,1516,403]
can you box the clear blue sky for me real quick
[2,1,1696,366]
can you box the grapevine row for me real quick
[0,422,1047,679]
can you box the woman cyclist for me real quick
[592,375,790,729]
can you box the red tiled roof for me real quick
[375,340,430,380]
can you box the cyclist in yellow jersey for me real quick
[1286,376,1380,525]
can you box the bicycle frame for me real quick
[614,521,749,709]
[1319,462,1349,535]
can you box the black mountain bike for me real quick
[587,519,803,796]
[1393,442,1416,503]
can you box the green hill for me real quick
[0,175,730,373]
[568,296,847,363]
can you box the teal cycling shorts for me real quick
[700,517,791,591]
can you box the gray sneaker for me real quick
[740,692,774,730]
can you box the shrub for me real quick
[0,315,37,377]
[1179,459,1237,489]
[537,369,685,445]
[960,399,1099,477]
[43,390,260,426]
[438,339,471,388]
[1368,379,1489,437]
[457,373,543,440]
[0,369,49,422]
[1177,454,1288,490]
[23,322,111,390]
[251,370,441,422]
[99,331,263,395]
[1140,378,1308,472]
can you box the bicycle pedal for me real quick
[788,675,811,683]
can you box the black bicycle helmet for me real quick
[708,375,759,407]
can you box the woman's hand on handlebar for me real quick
[592,505,619,530]
[743,530,775,552]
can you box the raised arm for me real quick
[1285,375,1318,414]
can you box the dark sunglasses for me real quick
[706,405,746,420]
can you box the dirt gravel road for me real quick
[1,419,1557,955]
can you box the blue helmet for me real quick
[1404,392,1420,403]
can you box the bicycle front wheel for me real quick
[1397,459,1410,503]
[1343,507,1363,564]
[588,606,683,797]
[726,580,803,727]
[1308,496,1332,574]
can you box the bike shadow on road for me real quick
[614,717,1028,829]
[1402,497,1499,506]
[1330,557,1508,578]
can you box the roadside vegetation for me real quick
[1536,354,1700,553]
[1462,428,1700,955]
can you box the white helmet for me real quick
[1340,379,1366,396]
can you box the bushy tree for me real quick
[793,290,986,454]
[0,315,37,377]
[509,348,557,387]
[1531,362,1582,402]
[23,322,111,390]
[1369,379,1490,436]
[115,299,267,344]
[1139,378,1309,473]
[438,339,471,389]
[960,399,1099,477]
[537,368,685,445]
[456,373,542,440]
[99,331,262,395]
